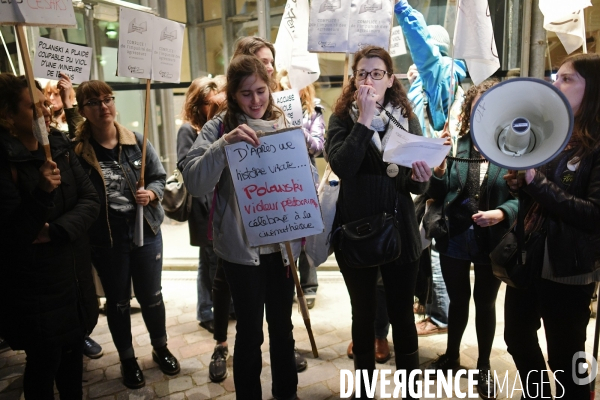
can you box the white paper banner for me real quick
[0,0,76,27]
[117,7,153,79]
[539,0,592,54]
[272,89,303,127]
[308,0,351,53]
[383,125,449,168]
[389,26,407,57]
[348,0,394,52]
[33,37,92,84]
[151,17,185,83]
[453,0,500,85]
[225,129,324,247]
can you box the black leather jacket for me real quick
[522,147,600,278]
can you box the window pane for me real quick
[204,1,222,20]
[270,0,286,7]
[205,25,225,76]
[237,0,256,14]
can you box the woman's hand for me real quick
[57,72,73,109]
[355,85,378,127]
[32,223,51,244]
[411,160,432,182]
[38,160,61,193]
[135,188,155,206]
[223,124,260,147]
[472,209,505,227]
[503,169,535,191]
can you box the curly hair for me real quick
[0,74,43,136]
[560,53,600,159]
[220,55,282,132]
[457,79,498,137]
[74,80,114,139]
[181,75,226,130]
[332,45,413,120]
[232,36,277,90]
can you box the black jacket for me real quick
[177,123,213,247]
[325,113,428,264]
[0,129,100,349]
[522,148,600,278]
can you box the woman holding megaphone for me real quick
[503,53,600,399]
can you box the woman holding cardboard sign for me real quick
[325,45,431,399]
[182,55,300,400]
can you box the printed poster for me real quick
[151,17,185,83]
[117,7,153,79]
[348,0,394,52]
[308,0,351,53]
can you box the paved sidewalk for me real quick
[1,221,599,399]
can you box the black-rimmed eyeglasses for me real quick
[82,96,115,108]
[354,69,391,81]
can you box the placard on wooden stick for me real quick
[225,128,324,247]
[33,37,92,83]
[0,0,77,27]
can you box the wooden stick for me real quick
[285,241,319,358]
[138,78,151,189]
[15,25,51,161]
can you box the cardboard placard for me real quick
[389,26,407,57]
[151,16,185,83]
[272,89,303,127]
[225,129,324,247]
[307,0,350,53]
[33,37,92,83]
[348,0,394,52]
[0,0,76,27]
[117,7,153,79]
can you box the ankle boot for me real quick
[352,351,376,399]
[395,350,420,400]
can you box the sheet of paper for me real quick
[382,125,450,168]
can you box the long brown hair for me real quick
[332,45,413,119]
[74,80,114,139]
[220,55,282,132]
[457,79,498,137]
[181,75,226,130]
[560,53,600,159]
[232,36,277,90]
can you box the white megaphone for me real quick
[470,78,574,170]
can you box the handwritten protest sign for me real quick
[389,26,407,57]
[151,17,185,83]
[225,129,324,247]
[33,37,92,84]
[308,0,350,52]
[0,0,76,27]
[348,0,394,52]
[117,7,153,79]
[272,89,303,127]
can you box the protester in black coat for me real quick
[0,73,100,398]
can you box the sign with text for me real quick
[117,7,153,79]
[389,26,407,57]
[0,0,77,27]
[272,89,303,127]
[33,37,92,84]
[151,16,185,83]
[308,0,350,53]
[348,0,394,52]
[225,129,324,247]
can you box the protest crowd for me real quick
[1,0,600,399]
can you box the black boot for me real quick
[395,350,421,400]
[352,351,376,399]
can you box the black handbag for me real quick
[490,195,545,288]
[338,211,401,269]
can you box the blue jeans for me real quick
[427,245,449,328]
[91,221,167,360]
[197,244,218,322]
[298,248,318,295]
[222,252,297,400]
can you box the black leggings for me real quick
[439,254,501,367]
[212,262,232,343]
